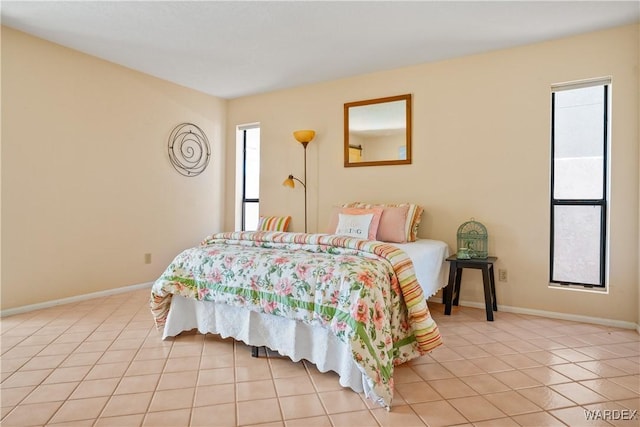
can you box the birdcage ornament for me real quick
[457,218,488,259]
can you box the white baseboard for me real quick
[428,297,639,331]
[3,286,638,333]
[0,282,153,318]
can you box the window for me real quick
[239,125,260,231]
[550,78,610,288]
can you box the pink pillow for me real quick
[376,205,410,243]
[326,207,383,240]
[342,202,424,242]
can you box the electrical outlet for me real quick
[144,253,152,264]
[498,269,507,282]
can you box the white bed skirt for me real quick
[163,295,378,400]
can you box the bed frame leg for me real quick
[251,346,259,357]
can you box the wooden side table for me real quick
[443,255,498,321]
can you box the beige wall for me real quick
[1,27,227,310]
[2,24,637,325]
[226,24,639,325]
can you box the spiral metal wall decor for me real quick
[167,123,211,177]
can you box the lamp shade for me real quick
[293,130,315,144]
[282,175,295,188]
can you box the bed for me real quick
[150,229,449,409]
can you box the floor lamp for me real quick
[283,129,315,233]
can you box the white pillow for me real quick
[335,213,373,238]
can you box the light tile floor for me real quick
[1,288,638,426]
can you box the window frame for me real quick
[549,80,610,288]
[239,124,260,231]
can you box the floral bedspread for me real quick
[150,231,442,407]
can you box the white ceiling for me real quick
[2,1,638,99]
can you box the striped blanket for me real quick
[150,231,442,407]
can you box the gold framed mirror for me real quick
[344,94,412,167]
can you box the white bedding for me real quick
[392,239,450,298]
[164,295,369,393]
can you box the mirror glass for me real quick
[344,94,411,167]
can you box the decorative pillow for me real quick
[257,215,291,232]
[326,207,383,240]
[376,205,410,243]
[342,202,423,242]
[335,213,374,239]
